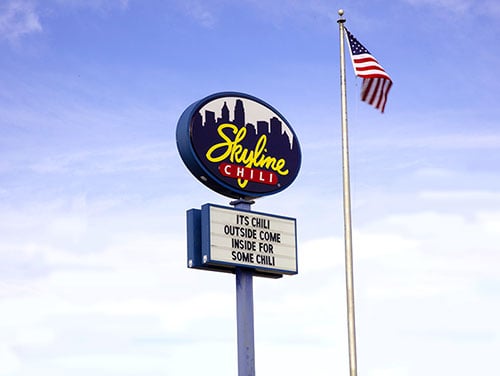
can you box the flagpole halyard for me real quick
[337,9,359,376]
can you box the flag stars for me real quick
[345,27,392,113]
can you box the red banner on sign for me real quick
[218,163,278,186]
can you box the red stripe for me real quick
[353,56,378,64]
[360,79,372,102]
[379,80,393,113]
[375,79,385,109]
[368,79,381,106]
[355,65,385,72]
[360,78,393,113]
[347,33,392,112]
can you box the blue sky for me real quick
[1,0,499,375]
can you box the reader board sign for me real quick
[176,92,301,199]
[187,204,297,277]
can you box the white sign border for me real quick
[201,204,298,275]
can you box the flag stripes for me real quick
[345,29,392,113]
[361,77,393,112]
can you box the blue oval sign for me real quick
[176,92,301,199]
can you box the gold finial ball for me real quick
[338,9,344,17]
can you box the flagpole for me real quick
[337,9,358,376]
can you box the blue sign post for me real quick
[186,199,297,375]
[236,266,255,375]
[233,199,256,376]
[177,92,301,375]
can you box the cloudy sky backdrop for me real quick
[1,0,499,375]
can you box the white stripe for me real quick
[350,52,374,61]
[362,78,390,111]
[354,61,385,71]
[355,68,391,80]
[377,80,390,110]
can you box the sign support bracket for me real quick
[231,198,256,376]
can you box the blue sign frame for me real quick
[187,204,298,278]
[176,92,301,199]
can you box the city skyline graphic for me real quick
[190,97,301,194]
[195,97,296,150]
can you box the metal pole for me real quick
[337,9,358,376]
[231,199,256,376]
[236,267,255,376]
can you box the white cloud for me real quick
[172,0,339,29]
[419,189,500,201]
[0,346,21,375]
[50,0,129,11]
[405,0,472,13]
[0,0,42,42]
[28,142,174,175]
[0,0,133,44]
[1,195,499,375]
[240,0,337,26]
[356,210,500,304]
[370,367,410,376]
[404,0,500,18]
[360,132,500,150]
[176,0,217,27]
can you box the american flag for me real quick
[346,29,392,113]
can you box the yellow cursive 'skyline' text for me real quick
[205,123,289,188]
